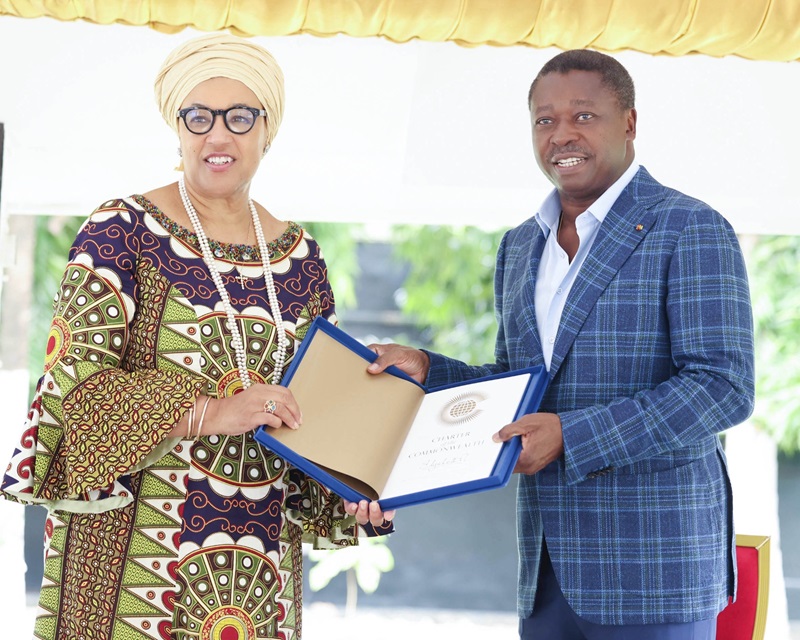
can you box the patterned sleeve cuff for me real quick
[361,519,395,537]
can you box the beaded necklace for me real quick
[178,176,287,386]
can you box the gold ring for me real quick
[264,399,277,414]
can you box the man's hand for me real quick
[366,343,430,384]
[493,412,564,475]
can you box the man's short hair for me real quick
[528,49,635,111]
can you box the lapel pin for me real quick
[635,224,644,232]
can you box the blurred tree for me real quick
[748,235,800,454]
[304,221,363,311]
[307,537,394,617]
[390,224,505,363]
[28,216,85,397]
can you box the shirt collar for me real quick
[535,160,641,234]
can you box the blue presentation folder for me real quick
[254,317,548,510]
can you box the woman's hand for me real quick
[343,499,396,527]
[175,384,303,439]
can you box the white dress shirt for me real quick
[534,161,640,370]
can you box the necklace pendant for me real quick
[234,272,249,289]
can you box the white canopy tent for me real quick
[0,16,798,235]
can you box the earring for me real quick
[177,147,183,158]
[262,144,270,158]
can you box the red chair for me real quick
[716,534,770,640]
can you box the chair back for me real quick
[716,534,770,640]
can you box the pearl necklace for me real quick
[178,176,288,387]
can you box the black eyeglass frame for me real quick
[177,106,268,135]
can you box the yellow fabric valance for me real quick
[1,0,799,62]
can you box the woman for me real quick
[2,33,391,640]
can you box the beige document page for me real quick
[265,330,425,500]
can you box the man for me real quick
[360,50,755,639]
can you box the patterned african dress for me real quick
[1,195,387,640]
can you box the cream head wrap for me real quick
[154,33,285,146]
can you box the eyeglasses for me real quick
[177,106,267,135]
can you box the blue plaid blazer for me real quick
[426,167,755,624]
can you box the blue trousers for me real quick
[519,542,717,640]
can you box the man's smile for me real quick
[554,157,585,168]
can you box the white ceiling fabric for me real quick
[1,17,798,235]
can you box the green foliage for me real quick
[389,224,505,363]
[748,235,800,454]
[303,221,363,311]
[307,537,395,596]
[29,216,85,396]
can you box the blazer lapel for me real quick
[548,168,665,377]
[521,230,548,368]
[499,223,548,370]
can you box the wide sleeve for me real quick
[284,469,393,549]
[1,202,205,512]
